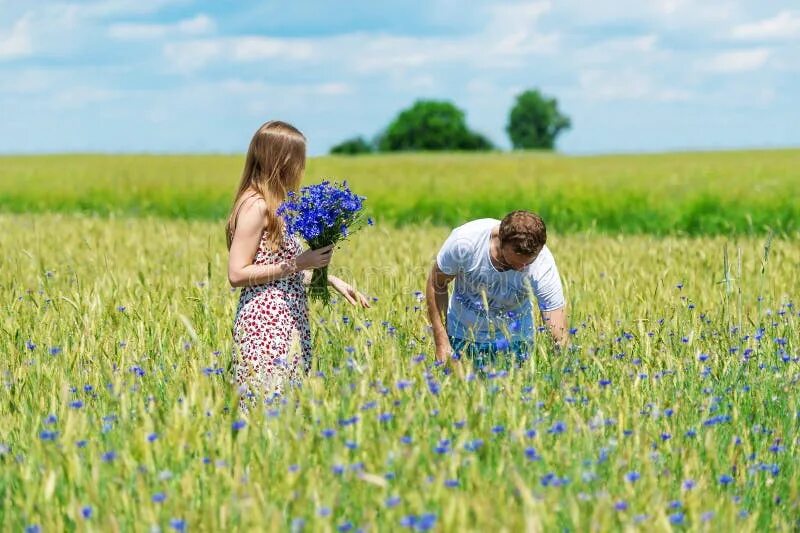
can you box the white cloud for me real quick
[0,15,33,60]
[578,70,693,102]
[705,48,770,73]
[162,1,558,74]
[731,11,800,41]
[108,14,215,40]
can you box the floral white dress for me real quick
[233,230,312,401]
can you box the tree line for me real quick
[330,88,570,154]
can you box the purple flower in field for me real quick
[232,420,246,431]
[626,471,641,483]
[525,447,541,461]
[337,521,353,532]
[400,435,412,445]
[26,340,36,351]
[44,414,57,425]
[464,439,483,452]
[492,425,505,434]
[379,412,393,423]
[719,474,734,485]
[669,512,684,525]
[81,505,92,519]
[39,430,58,441]
[599,379,611,387]
[147,433,158,442]
[548,421,566,435]
[668,500,682,510]
[69,400,83,409]
[701,511,715,522]
[444,479,459,488]
[170,518,186,532]
[25,525,40,533]
[321,428,336,438]
[660,433,671,441]
[318,507,331,517]
[153,492,166,503]
[682,479,696,490]
[49,346,62,356]
[385,496,401,508]
[614,501,628,511]
[101,451,116,462]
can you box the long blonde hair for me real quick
[226,120,306,250]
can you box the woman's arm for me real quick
[227,197,295,288]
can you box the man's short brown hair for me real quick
[498,210,547,255]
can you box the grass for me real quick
[1,149,800,235]
[0,214,797,531]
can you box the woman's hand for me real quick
[329,276,371,308]
[295,244,334,271]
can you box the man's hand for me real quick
[435,341,453,364]
[541,307,568,350]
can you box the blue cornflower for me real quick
[464,439,483,452]
[232,420,246,431]
[49,346,62,356]
[69,400,83,409]
[525,447,541,461]
[147,433,158,442]
[152,492,166,503]
[385,496,401,508]
[170,518,187,532]
[444,479,459,488]
[101,451,116,462]
[719,474,734,485]
[337,521,353,532]
[321,428,336,438]
[492,425,505,434]
[682,479,696,490]
[614,501,628,511]
[669,512,684,525]
[626,471,641,483]
[548,421,566,434]
[81,505,92,519]
[39,430,58,441]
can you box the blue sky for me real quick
[1,0,798,155]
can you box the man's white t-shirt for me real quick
[436,218,565,343]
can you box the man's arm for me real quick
[426,263,455,363]
[540,306,568,350]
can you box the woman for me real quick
[226,120,369,405]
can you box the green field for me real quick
[2,149,800,235]
[1,210,798,530]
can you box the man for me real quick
[426,210,567,370]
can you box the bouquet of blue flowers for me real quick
[277,180,368,304]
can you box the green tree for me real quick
[378,100,493,152]
[330,136,374,155]
[506,89,571,150]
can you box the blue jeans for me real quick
[449,336,533,372]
